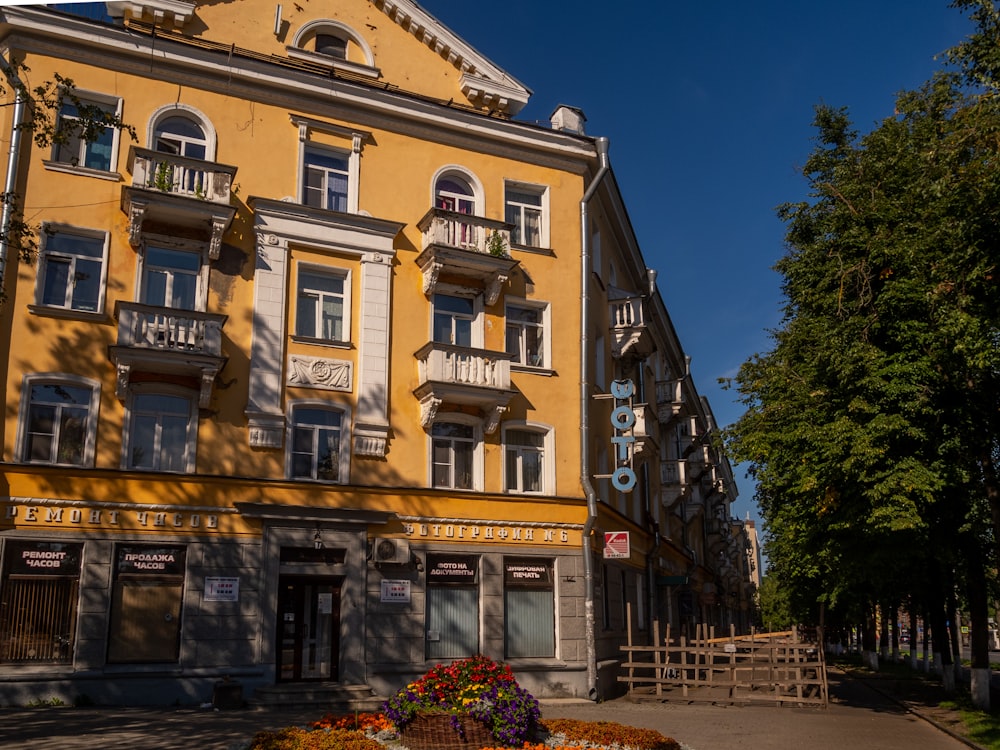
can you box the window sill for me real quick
[41,161,122,182]
[510,243,553,256]
[510,364,555,376]
[290,335,353,350]
[28,305,109,323]
[16,458,93,469]
[285,47,381,80]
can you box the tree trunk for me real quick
[967,543,991,710]
[890,601,900,662]
[933,607,955,692]
[948,588,963,686]
[880,602,890,661]
[909,608,918,671]
[922,611,931,672]
[862,605,879,671]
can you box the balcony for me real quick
[108,302,228,408]
[415,208,519,305]
[121,147,238,259]
[631,404,658,458]
[608,288,654,360]
[655,379,684,423]
[414,343,516,434]
[660,458,689,508]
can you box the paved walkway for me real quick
[0,669,979,750]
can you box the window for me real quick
[426,555,479,659]
[37,228,107,313]
[303,146,349,212]
[140,246,201,311]
[505,185,546,248]
[107,545,185,663]
[435,177,475,215]
[505,429,544,493]
[154,115,207,159]
[505,301,549,368]
[433,294,474,346]
[296,268,348,342]
[19,377,98,466]
[432,422,474,490]
[0,541,83,664]
[315,33,348,59]
[125,391,196,472]
[504,558,554,658]
[53,94,120,171]
[290,405,345,482]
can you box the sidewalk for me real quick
[0,668,979,750]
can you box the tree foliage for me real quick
[726,0,1000,664]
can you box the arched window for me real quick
[435,175,476,215]
[154,116,207,159]
[289,20,378,78]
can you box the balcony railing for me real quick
[655,379,684,422]
[418,208,512,255]
[129,147,236,204]
[416,343,512,390]
[116,302,225,356]
[610,295,646,329]
[661,458,687,486]
[608,292,654,359]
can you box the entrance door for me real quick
[276,576,341,682]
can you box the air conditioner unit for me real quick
[374,538,411,564]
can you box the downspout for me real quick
[0,54,28,289]
[580,136,610,701]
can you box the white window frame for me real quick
[428,415,483,492]
[136,235,209,312]
[431,287,483,348]
[300,144,352,213]
[15,373,100,467]
[505,297,551,370]
[147,103,217,161]
[34,224,109,316]
[431,166,484,217]
[286,401,352,483]
[122,385,198,473]
[49,89,123,174]
[294,263,352,344]
[504,181,549,249]
[501,421,554,495]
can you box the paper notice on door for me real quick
[317,593,333,614]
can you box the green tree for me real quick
[726,0,1000,704]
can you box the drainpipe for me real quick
[0,54,28,289]
[580,136,610,701]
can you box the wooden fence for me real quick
[618,617,828,707]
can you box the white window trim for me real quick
[147,103,217,161]
[286,400,352,483]
[505,296,551,371]
[135,234,210,311]
[293,262,352,345]
[32,223,110,317]
[501,421,555,495]
[121,384,198,473]
[297,140,357,214]
[504,180,549,250]
[15,373,101,467]
[431,166,484,217]
[431,285,484,349]
[45,88,124,174]
[428,414,483,492]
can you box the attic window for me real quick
[315,34,347,60]
[288,20,380,80]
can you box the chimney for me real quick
[550,105,587,134]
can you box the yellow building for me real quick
[0,0,747,706]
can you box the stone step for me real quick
[249,683,386,712]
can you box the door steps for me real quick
[249,683,385,712]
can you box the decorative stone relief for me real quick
[485,272,508,307]
[287,354,353,391]
[484,403,506,435]
[421,261,443,295]
[127,201,148,246]
[419,395,442,428]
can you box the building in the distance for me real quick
[0,0,751,707]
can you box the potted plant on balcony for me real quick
[383,655,539,749]
[486,230,508,257]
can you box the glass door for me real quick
[276,576,341,682]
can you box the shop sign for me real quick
[3,502,221,531]
[117,545,186,575]
[5,540,83,575]
[609,379,637,492]
[603,531,630,559]
[404,522,572,544]
[427,555,478,584]
[380,579,411,603]
[204,576,239,602]
[504,558,552,587]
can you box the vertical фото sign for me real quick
[603,531,630,559]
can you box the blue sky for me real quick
[420,1,975,533]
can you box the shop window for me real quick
[107,545,186,663]
[0,541,83,664]
[504,557,554,658]
[425,554,479,659]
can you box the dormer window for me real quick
[288,20,380,80]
